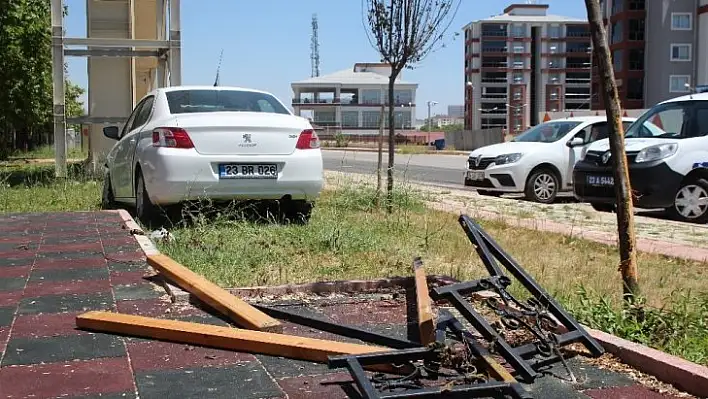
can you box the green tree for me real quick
[0,0,83,159]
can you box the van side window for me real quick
[694,105,708,137]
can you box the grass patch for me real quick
[10,144,87,160]
[0,163,101,212]
[2,164,706,365]
[396,145,429,155]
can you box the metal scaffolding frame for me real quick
[50,0,181,177]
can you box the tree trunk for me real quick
[584,0,640,301]
[386,76,396,213]
[376,103,384,206]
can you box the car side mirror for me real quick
[566,137,584,147]
[103,126,120,140]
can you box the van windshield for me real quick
[625,101,708,139]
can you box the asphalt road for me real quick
[322,150,469,187]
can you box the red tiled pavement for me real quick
[110,270,153,285]
[11,312,85,339]
[38,243,104,253]
[33,257,106,270]
[318,301,408,325]
[0,291,22,307]
[127,340,256,371]
[277,372,355,399]
[0,265,31,279]
[115,297,172,318]
[23,278,111,297]
[584,385,684,399]
[0,357,135,398]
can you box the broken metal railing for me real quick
[430,215,605,382]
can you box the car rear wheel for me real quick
[667,178,708,224]
[525,168,559,204]
[477,190,501,197]
[101,173,116,210]
[284,200,313,224]
[591,203,615,213]
[135,170,156,224]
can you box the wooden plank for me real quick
[412,257,435,346]
[77,311,387,363]
[147,254,281,332]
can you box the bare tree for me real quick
[376,103,385,205]
[363,0,460,212]
[584,0,639,301]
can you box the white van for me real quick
[573,92,708,223]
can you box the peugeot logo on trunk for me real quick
[242,133,252,143]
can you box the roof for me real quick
[291,69,416,86]
[660,91,708,104]
[462,13,586,30]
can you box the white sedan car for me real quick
[101,85,324,223]
[464,116,636,203]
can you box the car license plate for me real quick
[586,175,614,186]
[467,170,484,181]
[219,164,278,179]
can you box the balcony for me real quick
[481,62,508,68]
[292,98,340,105]
[566,63,591,69]
[566,78,591,85]
[480,93,508,101]
[481,47,508,53]
[567,31,591,38]
[481,77,508,84]
[481,30,508,37]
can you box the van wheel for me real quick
[525,168,559,204]
[135,170,156,224]
[667,178,708,224]
[591,203,615,213]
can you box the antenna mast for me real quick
[214,49,224,87]
[310,13,320,77]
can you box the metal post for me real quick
[168,0,182,86]
[426,101,431,146]
[51,0,66,178]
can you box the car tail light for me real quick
[296,129,320,150]
[152,127,194,149]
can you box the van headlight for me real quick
[494,153,523,165]
[635,143,678,163]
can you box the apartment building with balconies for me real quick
[463,3,592,134]
[291,63,418,135]
[593,0,708,110]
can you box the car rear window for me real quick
[165,90,290,115]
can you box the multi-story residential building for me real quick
[291,63,418,135]
[463,3,592,133]
[593,0,708,110]
[447,105,465,118]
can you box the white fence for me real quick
[445,128,505,151]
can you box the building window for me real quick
[511,24,525,38]
[513,44,525,53]
[628,48,644,70]
[611,0,623,14]
[548,44,558,54]
[548,73,560,83]
[628,19,644,41]
[513,73,524,83]
[671,13,692,30]
[627,78,644,100]
[612,50,623,72]
[360,89,381,104]
[669,75,691,93]
[362,111,381,128]
[513,55,524,69]
[548,25,561,38]
[341,111,359,127]
[670,44,692,61]
[611,22,623,44]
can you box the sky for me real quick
[64,0,588,119]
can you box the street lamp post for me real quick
[426,100,438,146]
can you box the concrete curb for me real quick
[114,209,708,397]
[322,147,469,156]
[584,326,708,398]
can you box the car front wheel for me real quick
[101,172,116,210]
[667,178,708,224]
[525,168,559,204]
[135,170,156,224]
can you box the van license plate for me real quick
[586,175,614,186]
